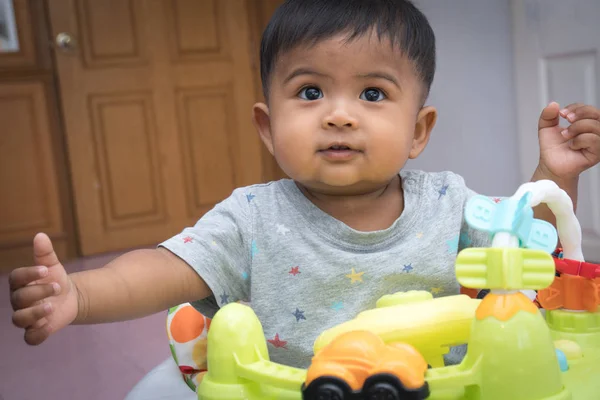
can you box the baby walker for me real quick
[190,180,600,399]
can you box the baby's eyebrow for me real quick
[356,72,400,89]
[283,67,330,84]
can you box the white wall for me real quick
[407,0,521,196]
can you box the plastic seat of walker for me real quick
[125,356,196,400]
[127,303,211,399]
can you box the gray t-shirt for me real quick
[160,170,490,368]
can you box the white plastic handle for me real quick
[513,180,584,261]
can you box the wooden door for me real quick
[0,0,76,273]
[249,0,287,181]
[48,0,265,255]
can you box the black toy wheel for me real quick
[364,381,401,400]
[302,376,354,400]
[363,373,430,400]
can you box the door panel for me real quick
[77,0,147,68]
[176,85,240,217]
[0,81,63,244]
[89,91,167,229]
[165,0,226,61]
[48,0,263,255]
[512,0,600,261]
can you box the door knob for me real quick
[55,32,77,52]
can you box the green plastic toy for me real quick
[196,180,600,399]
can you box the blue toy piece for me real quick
[464,193,558,253]
[555,349,569,372]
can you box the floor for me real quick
[0,251,171,400]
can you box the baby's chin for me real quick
[296,175,397,197]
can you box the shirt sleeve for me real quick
[159,189,252,317]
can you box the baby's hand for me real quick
[537,102,600,180]
[9,233,78,345]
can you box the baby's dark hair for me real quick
[260,0,436,102]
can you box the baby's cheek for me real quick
[273,141,312,179]
[372,133,412,162]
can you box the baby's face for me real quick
[256,33,433,195]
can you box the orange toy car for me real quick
[302,330,429,400]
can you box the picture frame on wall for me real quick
[0,0,19,52]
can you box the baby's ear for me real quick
[252,103,274,155]
[409,106,437,159]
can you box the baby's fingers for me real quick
[561,119,600,139]
[570,133,600,152]
[539,101,561,130]
[561,104,600,123]
[12,303,53,328]
[24,323,52,346]
[8,266,48,290]
[560,103,584,116]
[10,282,60,310]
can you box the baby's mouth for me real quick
[318,144,361,159]
[326,145,352,151]
[319,142,360,152]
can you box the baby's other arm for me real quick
[531,102,600,226]
[9,232,210,345]
[71,246,210,324]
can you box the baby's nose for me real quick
[322,108,359,129]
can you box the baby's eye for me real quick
[298,86,323,101]
[360,88,386,102]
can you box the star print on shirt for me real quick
[292,308,306,322]
[251,240,259,258]
[220,293,230,304]
[402,264,413,273]
[431,287,443,294]
[289,266,300,276]
[183,236,193,243]
[492,197,502,203]
[246,193,255,203]
[242,271,249,281]
[438,184,449,199]
[331,301,344,311]
[447,236,459,253]
[346,268,365,284]
[276,224,290,235]
[416,232,424,239]
[268,333,287,349]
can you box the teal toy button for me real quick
[555,349,569,372]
